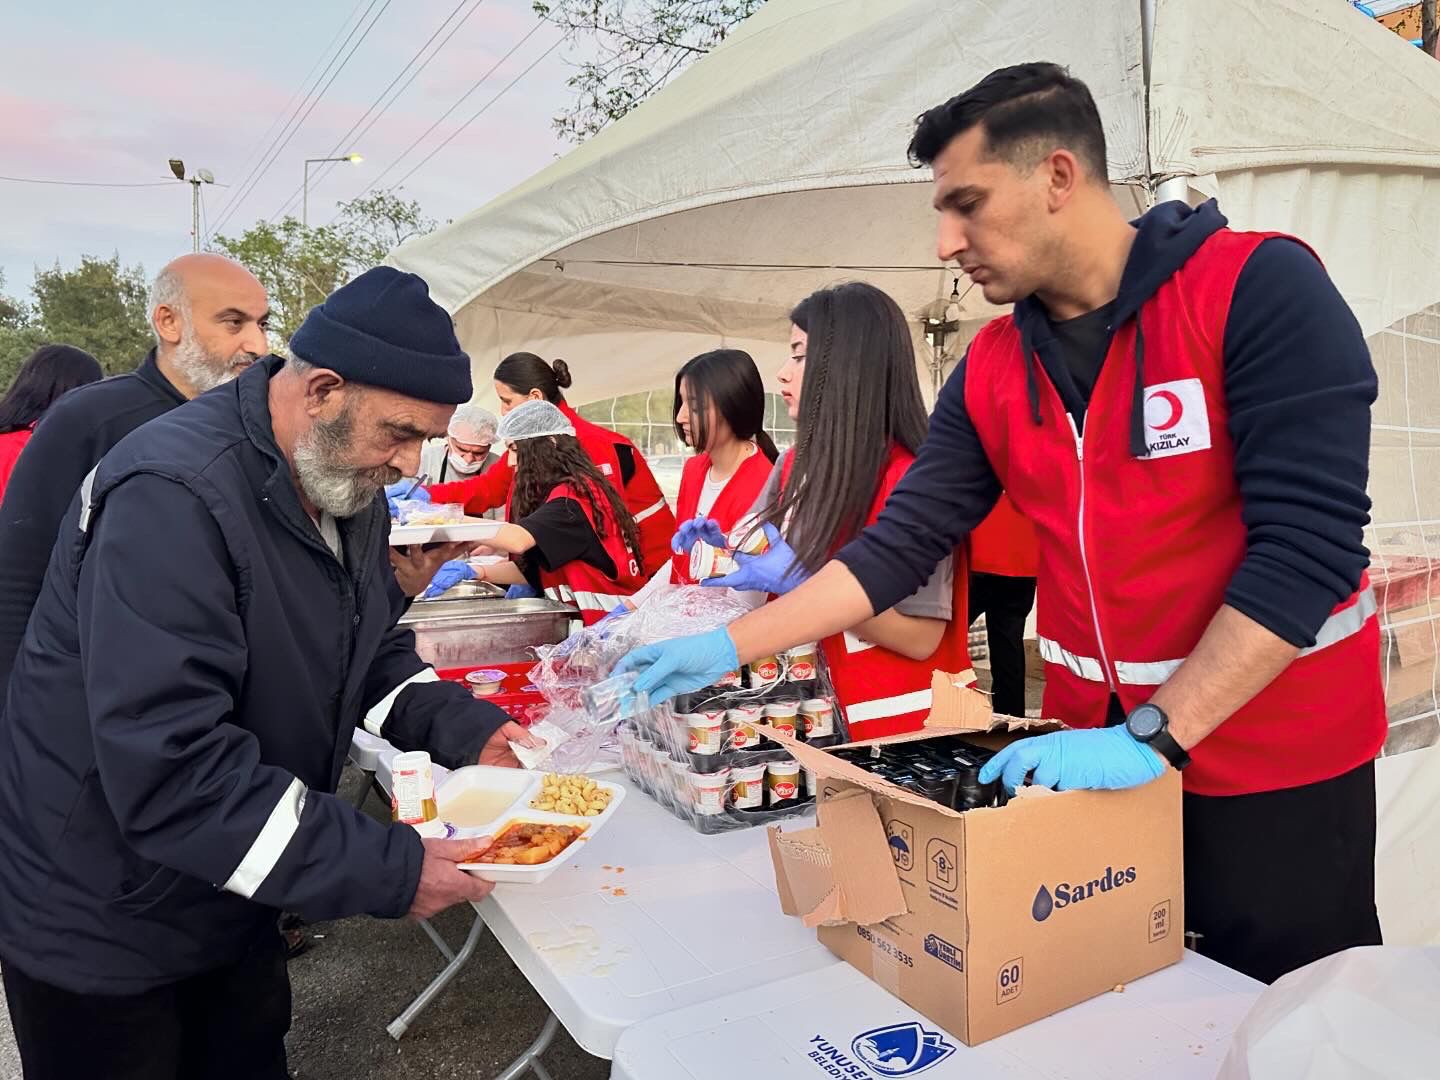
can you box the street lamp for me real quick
[169,158,215,252]
[303,153,363,227]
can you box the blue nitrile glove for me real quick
[671,515,727,554]
[705,523,810,595]
[612,628,740,705]
[978,726,1167,794]
[421,559,476,599]
[505,583,539,599]
[386,481,431,518]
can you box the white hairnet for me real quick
[496,400,576,443]
[448,403,498,445]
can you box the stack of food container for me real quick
[618,643,848,834]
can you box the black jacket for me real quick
[0,358,506,994]
[837,200,1375,649]
[0,349,186,700]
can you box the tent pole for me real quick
[1139,0,1188,205]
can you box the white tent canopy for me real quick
[391,0,1440,407]
[392,0,1440,945]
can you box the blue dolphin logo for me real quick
[852,1022,956,1076]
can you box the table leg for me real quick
[418,917,456,963]
[491,1013,560,1080]
[386,909,489,1040]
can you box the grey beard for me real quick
[293,406,398,519]
[172,328,258,395]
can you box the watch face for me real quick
[1128,704,1165,741]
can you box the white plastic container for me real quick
[388,516,505,547]
[436,765,541,836]
[457,790,627,884]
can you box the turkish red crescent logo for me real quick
[1146,389,1184,431]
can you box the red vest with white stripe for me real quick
[785,447,972,742]
[671,450,774,585]
[537,481,646,625]
[561,404,676,577]
[964,228,1384,796]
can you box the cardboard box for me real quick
[767,673,1184,1046]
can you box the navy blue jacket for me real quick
[0,358,506,994]
[838,201,1375,649]
[0,350,186,701]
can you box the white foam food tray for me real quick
[388,516,504,547]
[458,779,627,884]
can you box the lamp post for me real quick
[303,153,363,227]
[169,159,214,252]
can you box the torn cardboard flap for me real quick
[923,670,1059,732]
[767,788,906,928]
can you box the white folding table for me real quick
[358,733,836,1078]
[609,950,1263,1079]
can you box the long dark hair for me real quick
[495,352,571,403]
[672,349,778,462]
[510,434,642,567]
[0,345,103,434]
[755,282,928,573]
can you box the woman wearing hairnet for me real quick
[432,400,646,619]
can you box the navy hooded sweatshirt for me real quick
[836,200,1376,651]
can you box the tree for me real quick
[534,0,765,142]
[213,192,437,343]
[1425,0,1437,59]
[0,271,44,391]
[28,256,152,376]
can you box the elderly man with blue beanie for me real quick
[0,268,536,1079]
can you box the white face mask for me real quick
[447,450,485,475]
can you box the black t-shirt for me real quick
[517,497,615,591]
[1044,300,1116,430]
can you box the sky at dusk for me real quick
[0,0,575,294]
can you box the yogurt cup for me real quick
[727,705,765,750]
[727,517,770,555]
[730,763,767,809]
[667,757,694,807]
[785,644,819,682]
[686,712,726,755]
[799,697,836,738]
[464,668,507,697]
[763,700,801,740]
[688,766,731,815]
[766,759,802,805]
[749,654,782,684]
[804,767,818,799]
[689,542,738,582]
[715,668,744,689]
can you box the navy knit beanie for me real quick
[289,267,472,404]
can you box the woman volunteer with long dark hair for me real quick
[678,283,971,740]
[0,344,103,496]
[631,349,778,606]
[464,400,645,623]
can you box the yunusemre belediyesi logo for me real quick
[1031,865,1138,922]
[851,1023,956,1075]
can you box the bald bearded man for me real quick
[0,253,271,698]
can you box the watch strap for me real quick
[1148,725,1190,770]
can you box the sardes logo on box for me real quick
[1031,865,1137,922]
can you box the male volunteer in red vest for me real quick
[617,62,1384,985]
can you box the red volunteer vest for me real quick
[964,228,1384,796]
[783,447,972,742]
[560,404,677,577]
[536,480,646,625]
[969,492,1039,578]
[670,450,774,585]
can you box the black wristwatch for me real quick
[1125,703,1190,770]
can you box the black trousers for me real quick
[2,932,291,1080]
[1183,759,1382,984]
[967,571,1037,718]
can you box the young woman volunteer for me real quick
[424,353,676,574]
[677,282,971,740]
[462,400,646,623]
[627,349,778,607]
[0,345,103,497]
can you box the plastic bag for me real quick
[508,672,638,773]
[1217,946,1440,1079]
[394,500,465,526]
